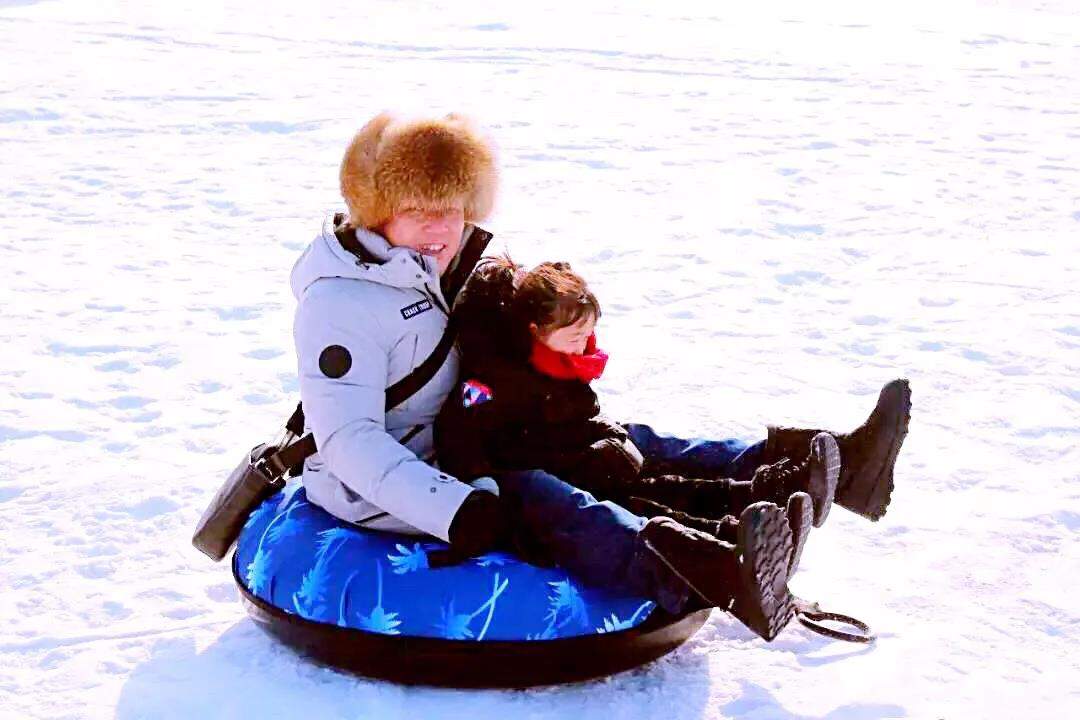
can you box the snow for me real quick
[2,0,1078,717]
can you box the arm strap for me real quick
[266,322,456,479]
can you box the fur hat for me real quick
[340,112,498,230]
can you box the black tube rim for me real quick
[230,553,710,687]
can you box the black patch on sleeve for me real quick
[318,345,352,379]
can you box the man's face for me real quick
[536,315,596,356]
[381,205,466,275]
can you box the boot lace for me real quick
[755,457,809,499]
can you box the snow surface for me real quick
[2,0,1078,717]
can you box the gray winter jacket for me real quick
[290,214,492,541]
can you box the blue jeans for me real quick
[625,423,765,483]
[495,424,764,614]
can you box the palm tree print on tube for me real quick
[387,542,429,574]
[265,500,309,544]
[291,526,352,621]
[242,497,276,534]
[528,579,589,640]
[337,569,361,628]
[473,551,513,567]
[434,573,510,640]
[596,601,655,634]
[245,500,311,601]
[353,560,402,635]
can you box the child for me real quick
[435,257,839,570]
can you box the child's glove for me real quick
[566,436,644,498]
[585,415,631,443]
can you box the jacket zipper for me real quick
[423,284,449,315]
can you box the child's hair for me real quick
[513,261,601,335]
[466,254,522,314]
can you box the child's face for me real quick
[535,315,596,355]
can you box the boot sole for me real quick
[641,506,795,642]
[840,379,912,521]
[733,502,795,641]
[807,433,840,527]
[786,492,813,574]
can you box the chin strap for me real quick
[793,597,875,644]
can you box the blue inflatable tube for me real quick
[233,484,709,687]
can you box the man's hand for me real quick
[444,487,505,560]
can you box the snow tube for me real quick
[233,483,709,687]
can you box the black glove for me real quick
[564,436,644,499]
[584,414,631,443]
[442,489,505,564]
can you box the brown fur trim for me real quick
[339,112,498,230]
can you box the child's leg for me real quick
[627,494,813,576]
[624,423,765,482]
[615,474,754,519]
[621,495,739,543]
[493,469,799,640]
[493,469,691,615]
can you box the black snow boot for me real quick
[762,379,911,521]
[641,502,795,642]
[726,494,811,575]
[749,432,839,527]
[724,494,812,575]
[626,494,811,575]
[623,495,737,538]
[618,474,754,519]
[785,492,813,574]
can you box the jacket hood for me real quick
[290,213,472,300]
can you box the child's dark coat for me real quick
[434,260,642,496]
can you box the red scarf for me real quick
[529,334,608,382]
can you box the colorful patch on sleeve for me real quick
[461,380,494,409]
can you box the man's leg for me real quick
[625,423,765,482]
[494,469,690,615]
